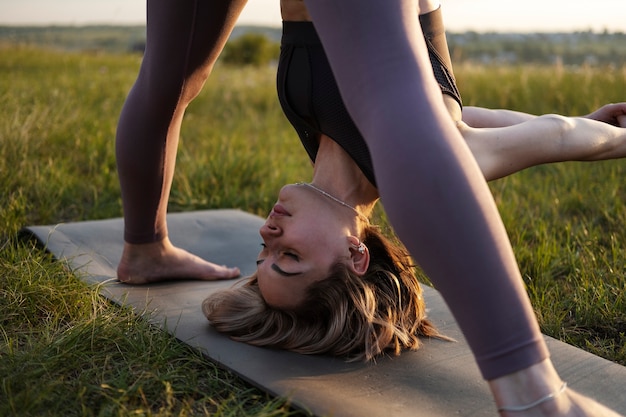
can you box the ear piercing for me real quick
[351,241,366,254]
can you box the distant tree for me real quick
[129,40,145,54]
[221,33,279,66]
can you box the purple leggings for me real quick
[116,0,245,244]
[117,0,548,381]
[304,0,549,380]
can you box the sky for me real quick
[0,0,624,33]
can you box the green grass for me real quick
[0,46,309,417]
[1,242,298,416]
[456,63,626,362]
[1,45,626,415]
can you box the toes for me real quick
[216,266,241,280]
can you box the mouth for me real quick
[270,203,291,217]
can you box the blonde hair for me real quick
[203,225,449,361]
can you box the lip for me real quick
[270,203,291,217]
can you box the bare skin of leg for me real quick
[460,113,626,181]
[489,359,623,417]
[463,103,626,129]
[117,238,240,284]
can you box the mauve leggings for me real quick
[117,0,548,381]
[116,0,245,244]
[304,0,549,380]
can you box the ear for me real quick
[347,236,370,276]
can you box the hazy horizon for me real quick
[1,0,624,33]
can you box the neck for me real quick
[297,182,371,225]
[311,135,379,219]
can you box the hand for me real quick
[584,102,626,127]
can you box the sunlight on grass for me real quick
[0,238,303,416]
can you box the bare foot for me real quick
[117,237,241,284]
[556,389,625,417]
[491,360,623,417]
[497,388,624,417]
[500,388,622,417]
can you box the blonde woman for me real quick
[205,1,625,416]
[205,0,626,355]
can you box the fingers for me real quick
[586,102,626,126]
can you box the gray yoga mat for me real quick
[22,209,626,416]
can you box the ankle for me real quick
[122,237,172,258]
[489,359,566,414]
[497,382,567,414]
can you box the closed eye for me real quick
[260,242,299,262]
[271,263,302,277]
[284,252,299,261]
[255,258,301,277]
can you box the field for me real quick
[1,44,626,416]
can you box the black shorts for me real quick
[276,16,462,187]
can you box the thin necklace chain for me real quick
[296,182,370,224]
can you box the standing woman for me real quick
[115,0,245,284]
[290,0,624,414]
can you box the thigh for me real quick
[141,0,246,93]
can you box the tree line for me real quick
[1,25,624,67]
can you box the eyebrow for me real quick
[271,263,302,277]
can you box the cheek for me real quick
[301,216,340,244]
[257,275,282,307]
[257,273,306,310]
[309,229,348,261]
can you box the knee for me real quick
[179,68,211,104]
[137,63,210,109]
[540,114,576,138]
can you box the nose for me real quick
[260,221,282,238]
